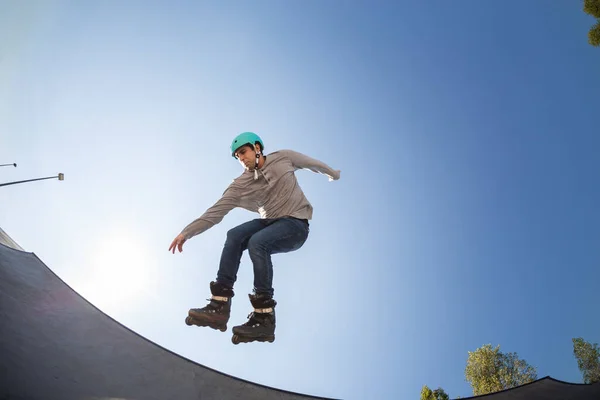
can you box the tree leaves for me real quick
[432,388,450,400]
[464,344,537,396]
[420,385,435,400]
[420,385,450,400]
[584,0,600,18]
[584,0,600,46]
[419,337,600,398]
[572,337,600,384]
[588,21,600,47]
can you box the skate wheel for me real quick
[232,335,240,345]
[219,326,227,332]
[185,316,193,326]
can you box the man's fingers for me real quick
[168,235,186,254]
[168,238,184,253]
[168,239,178,253]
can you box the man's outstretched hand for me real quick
[169,233,187,254]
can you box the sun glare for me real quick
[78,230,157,310]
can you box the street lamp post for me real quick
[0,173,64,188]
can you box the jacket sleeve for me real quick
[179,183,240,239]
[282,149,341,181]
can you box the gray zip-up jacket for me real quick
[180,149,340,240]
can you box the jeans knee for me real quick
[247,236,265,256]
[225,226,245,244]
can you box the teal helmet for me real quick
[230,132,264,158]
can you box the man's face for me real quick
[235,145,256,169]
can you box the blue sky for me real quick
[1,1,599,399]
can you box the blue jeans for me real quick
[216,217,310,297]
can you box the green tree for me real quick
[588,21,600,47]
[420,385,450,400]
[572,337,600,384]
[584,0,600,18]
[584,0,600,46]
[420,385,435,400]
[433,388,449,400]
[464,344,537,396]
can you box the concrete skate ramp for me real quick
[457,376,600,400]
[0,226,23,251]
[0,242,336,400]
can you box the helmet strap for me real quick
[254,148,260,180]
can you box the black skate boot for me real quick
[231,293,276,345]
[185,281,234,332]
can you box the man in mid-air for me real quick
[169,132,340,344]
